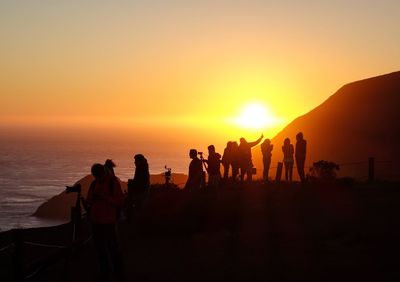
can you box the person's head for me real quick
[284,138,290,146]
[104,159,116,175]
[263,139,271,145]
[208,145,215,153]
[134,154,147,167]
[189,149,197,159]
[91,163,106,180]
[296,132,304,141]
[105,159,116,169]
[240,137,246,144]
[226,141,232,148]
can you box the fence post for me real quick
[275,162,283,184]
[368,157,375,182]
[12,229,23,282]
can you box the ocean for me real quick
[0,136,189,232]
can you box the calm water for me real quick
[0,137,189,232]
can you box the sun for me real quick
[234,102,277,130]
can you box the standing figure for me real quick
[221,141,233,180]
[184,149,204,190]
[238,134,264,182]
[282,138,294,182]
[204,145,222,188]
[231,141,240,181]
[104,159,116,176]
[127,154,150,220]
[261,139,273,182]
[295,132,307,183]
[86,163,125,282]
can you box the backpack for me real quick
[87,176,125,221]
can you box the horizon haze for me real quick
[1,1,400,145]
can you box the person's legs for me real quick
[284,162,289,181]
[288,163,293,182]
[296,159,306,182]
[223,163,229,179]
[92,224,111,281]
[232,164,239,181]
[105,224,125,281]
[246,165,252,182]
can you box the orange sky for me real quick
[1,1,400,143]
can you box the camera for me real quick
[164,165,172,185]
[198,152,203,156]
[66,184,81,193]
[164,165,172,178]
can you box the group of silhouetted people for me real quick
[263,132,307,183]
[81,155,150,282]
[184,133,266,190]
[82,132,307,281]
[185,132,307,190]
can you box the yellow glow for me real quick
[233,102,278,130]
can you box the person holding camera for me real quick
[86,163,125,282]
[203,145,222,189]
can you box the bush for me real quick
[308,160,340,181]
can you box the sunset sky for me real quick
[1,0,399,143]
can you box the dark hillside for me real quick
[253,71,400,180]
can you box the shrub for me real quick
[308,160,340,181]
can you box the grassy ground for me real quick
[2,181,400,282]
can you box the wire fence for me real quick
[0,215,93,282]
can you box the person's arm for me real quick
[248,134,264,147]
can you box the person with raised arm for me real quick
[238,134,264,182]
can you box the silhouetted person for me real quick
[86,163,125,282]
[104,159,116,176]
[295,132,307,183]
[261,139,273,182]
[238,134,264,182]
[282,138,294,182]
[184,149,204,190]
[221,141,233,180]
[127,154,150,220]
[204,145,221,188]
[231,141,240,181]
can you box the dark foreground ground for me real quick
[1,181,400,282]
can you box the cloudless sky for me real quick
[1,0,399,141]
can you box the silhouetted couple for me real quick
[221,141,239,181]
[85,162,125,282]
[221,134,264,182]
[185,146,221,190]
[282,132,307,182]
[84,155,150,281]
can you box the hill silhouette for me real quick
[253,71,400,181]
